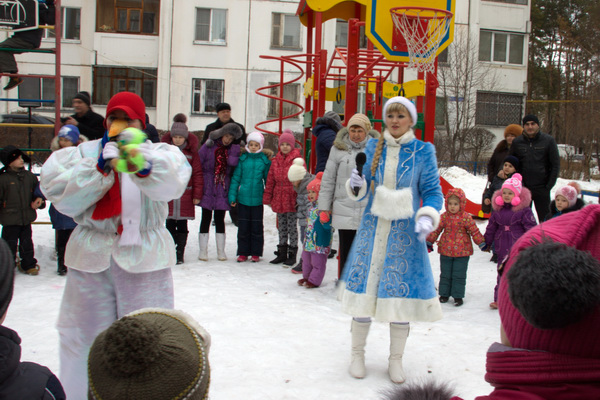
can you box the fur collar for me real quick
[50,134,89,152]
[491,187,532,212]
[333,127,380,151]
[383,129,415,147]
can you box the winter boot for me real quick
[216,233,227,261]
[389,323,410,383]
[270,244,288,264]
[198,233,209,261]
[349,319,371,379]
[283,246,298,266]
[57,246,67,276]
[175,232,188,264]
[291,259,303,274]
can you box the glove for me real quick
[349,168,364,190]
[426,242,434,253]
[414,216,434,242]
[479,242,487,251]
[319,211,331,224]
[102,141,119,160]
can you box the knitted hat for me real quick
[0,239,14,319]
[58,124,80,144]
[307,172,324,195]
[245,131,264,152]
[105,92,146,129]
[170,113,189,139]
[522,114,540,126]
[287,157,307,182]
[383,96,417,127]
[73,91,91,107]
[555,184,578,208]
[88,308,211,400]
[279,129,296,148]
[503,155,519,170]
[216,102,231,113]
[504,124,523,138]
[209,122,243,141]
[347,113,372,132]
[0,145,30,167]
[499,205,600,359]
[496,173,523,206]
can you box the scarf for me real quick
[213,141,229,188]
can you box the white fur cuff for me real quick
[370,186,414,220]
[345,178,367,201]
[415,206,441,230]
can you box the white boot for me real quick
[349,319,371,379]
[389,323,409,383]
[216,233,227,261]
[198,233,209,261]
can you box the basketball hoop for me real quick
[390,7,453,74]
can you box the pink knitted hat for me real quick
[495,173,523,206]
[279,129,296,148]
[555,184,578,208]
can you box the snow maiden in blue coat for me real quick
[339,97,443,384]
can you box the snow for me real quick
[5,167,599,399]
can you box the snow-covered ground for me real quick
[6,168,600,399]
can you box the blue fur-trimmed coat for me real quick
[338,130,443,322]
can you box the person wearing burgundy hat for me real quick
[39,91,191,400]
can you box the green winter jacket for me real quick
[0,167,41,226]
[229,150,271,207]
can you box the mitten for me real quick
[319,211,330,224]
[478,242,487,251]
[414,216,434,242]
[349,168,364,189]
[426,242,434,253]
[98,141,119,172]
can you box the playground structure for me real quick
[254,0,488,217]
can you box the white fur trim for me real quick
[345,178,367,201]
[383,129,415,146]
[370,186,414,220]
[415,206,441,230]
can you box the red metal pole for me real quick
[424,59,439,144]
[303,10,314,160]
[54,0,62,136]
[344,18,359,121]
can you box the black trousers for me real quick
[529,186,551,223]
[166,219,189,236]
[200,208,226,234]
[56,228,74,270]
[338,229,357,279]
[2,225,36,270]
[237,204,264,256]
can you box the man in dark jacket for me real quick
[509,114,560,222]
[0,0,55,90]
[0,238,66,399]
[201,102,246,145]
[313,111,343,173]
[64,91,105,140]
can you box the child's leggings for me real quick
[301,250,328,286]
[277,212,297,247]
[2,224,36,270]
[166,219,188,235]
[200,208,226,234]
[439,255,469,299]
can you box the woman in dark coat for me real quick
[487,124,522,182]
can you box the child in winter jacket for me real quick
[426,188,485,306]
[0,146,45,275]
[162,114,203,264]
[484,173,536,309]
[263,130,301,266]
[545,182,585,221]
[482,155,518,207]
[298,172,333,288]
[287,157,314,274]
[228,131,272,262]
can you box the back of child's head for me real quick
[307,172,324,197]
[288,158,306,182]
[496,173,523,206]
[503,155,519,171]
[245,131,264,152]
[555,182,580,208]
[279,129,295,149]
[0,239,14,321]
[58,124,80,146]
[170,113,189,139]
[88,308,211,400]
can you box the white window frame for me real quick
[192,78,224,114]
[40,76,80,109]
[479,29,525,65]
[194,8,227,45]
[271,13,302,50]
[335,19,368,49]
[475,91,524,126]
[267,83,300,119]
[43,7,81,41]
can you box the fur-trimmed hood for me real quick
[313,115,343,137]
[50,134,89,152]
[491,186,532,212]
[333,127,380,151]
[445,187,466,212]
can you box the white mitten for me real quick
[415,216,434,242]
[350,168,364,189]
[102,141,120,160]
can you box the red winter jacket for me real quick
[427,188,484,257]
[263,148,301,214]
[161,132,203,219]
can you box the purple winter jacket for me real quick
[198,139,240,210]
[483,188,537,263]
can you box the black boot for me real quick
[291,258,303,274]
[57,246,67,276]
[284,246,298,266]
[270,244,288,264]
[175,232,188,265]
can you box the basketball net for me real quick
[391,7,453,74]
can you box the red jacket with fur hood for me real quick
[427,188,484,257]
[263,148,301,214]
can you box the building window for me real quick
[483,0,527,5]
[475,91,523,126]
[195,8,227,44]
[96,0,160,35]
[271,13,301,50]
[335,19,368,48]
[39,77,79,108]
[435,96,447,126]
[44,7,80,40]
[93,66,157,106]
[192,79,224,114]
[479,30,525,65]
[267,83,300,119]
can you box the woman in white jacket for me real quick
[318,113,379,279]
